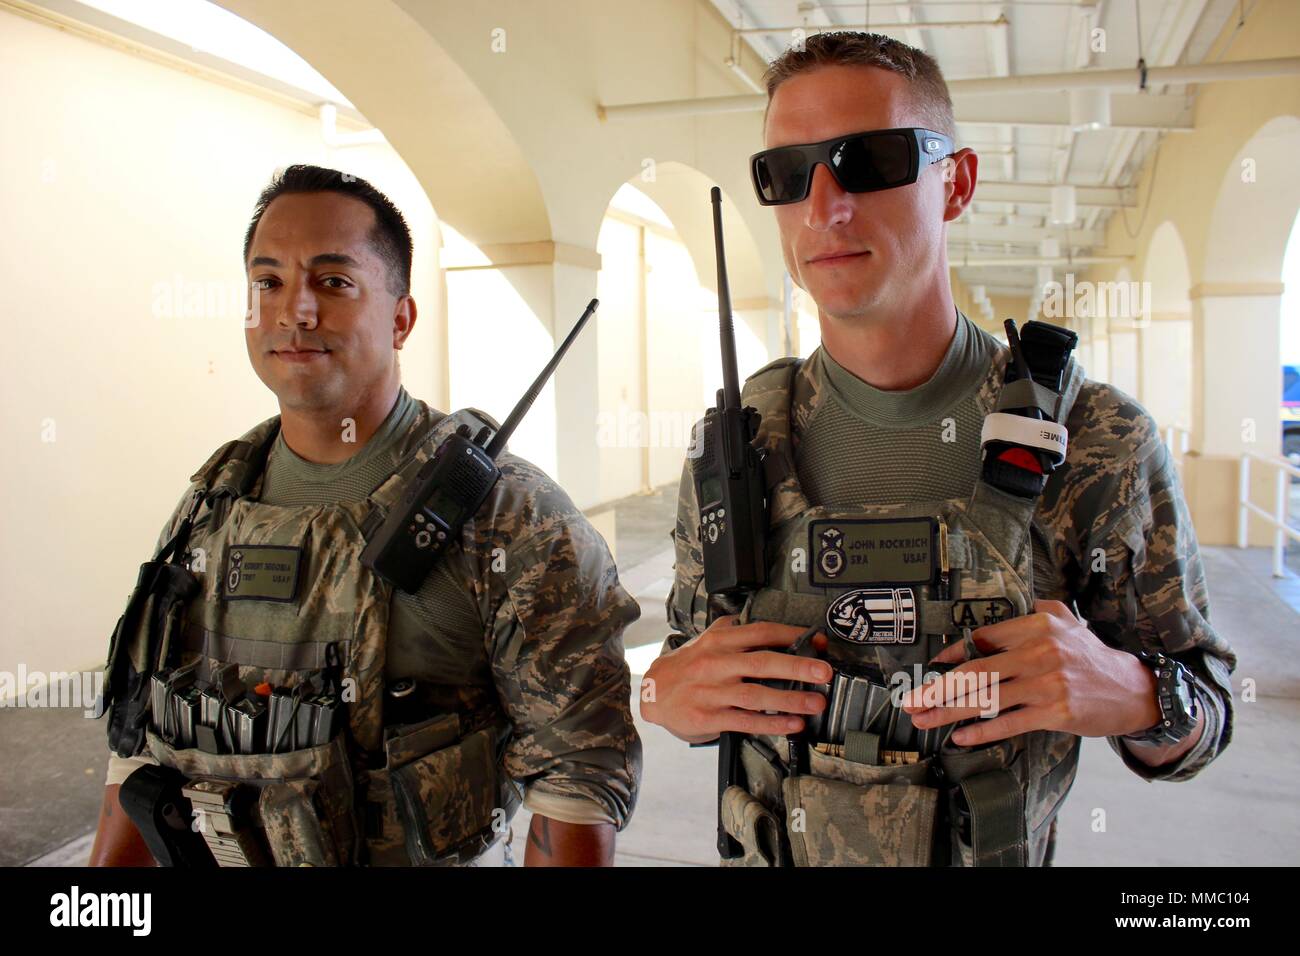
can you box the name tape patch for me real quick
[223,545,302,603]
[809,518,936,587]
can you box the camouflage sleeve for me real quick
[479,458,642,830]
[1059,383,1237,783]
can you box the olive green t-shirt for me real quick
[798,310,999,505]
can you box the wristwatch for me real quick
[1123,649,1200,746]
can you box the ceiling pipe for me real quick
[598,93,763,122]
[950,57,1300,94]
[734,15,1008,34]
[724,31,765,94]
[598,57,1300,121]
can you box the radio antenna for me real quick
[711,187,742,412]
[485,298,598,458]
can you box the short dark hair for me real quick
[763,31,956,140]
[243,164,413,297]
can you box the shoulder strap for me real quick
[173,416,281,546]
[740,355,811,526]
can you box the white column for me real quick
[1184,282,1284,545]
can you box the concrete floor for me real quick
[7,481,1299,866]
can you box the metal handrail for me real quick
[1238,451,1300,578]
[1162,424,1190,469]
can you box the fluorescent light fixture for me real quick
[1050,184,1077,226]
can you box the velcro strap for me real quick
[184,623,342,672]
[960,769,1026,867]
[980,412,1068,465]
[994,378,1061,419]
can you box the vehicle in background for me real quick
[1284,364,1300,468]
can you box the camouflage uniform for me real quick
[103,390,641,865]
[665,321,1235,866]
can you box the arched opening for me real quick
[593,174,770,504]
[213,0,577,476]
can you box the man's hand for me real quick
[523,815,615,866]
[639,617,833,744]
[900,600,1202,763]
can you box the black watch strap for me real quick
[1124,650,1199,745]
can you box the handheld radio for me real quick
[695,187,770,861]
[692,187,768,596]
[361,299,599,594]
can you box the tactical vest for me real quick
[103,401,520,866]
[719,333,1085,868]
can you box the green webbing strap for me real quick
[841,730,880,765]
[961,769,1027,867]
[740,356,811,525]
[182,623,344,672]
[994,378,1061,419]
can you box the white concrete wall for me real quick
[0,8,441,678]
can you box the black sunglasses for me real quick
[750,127,955,206]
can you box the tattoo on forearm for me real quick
[528,816,552,857]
